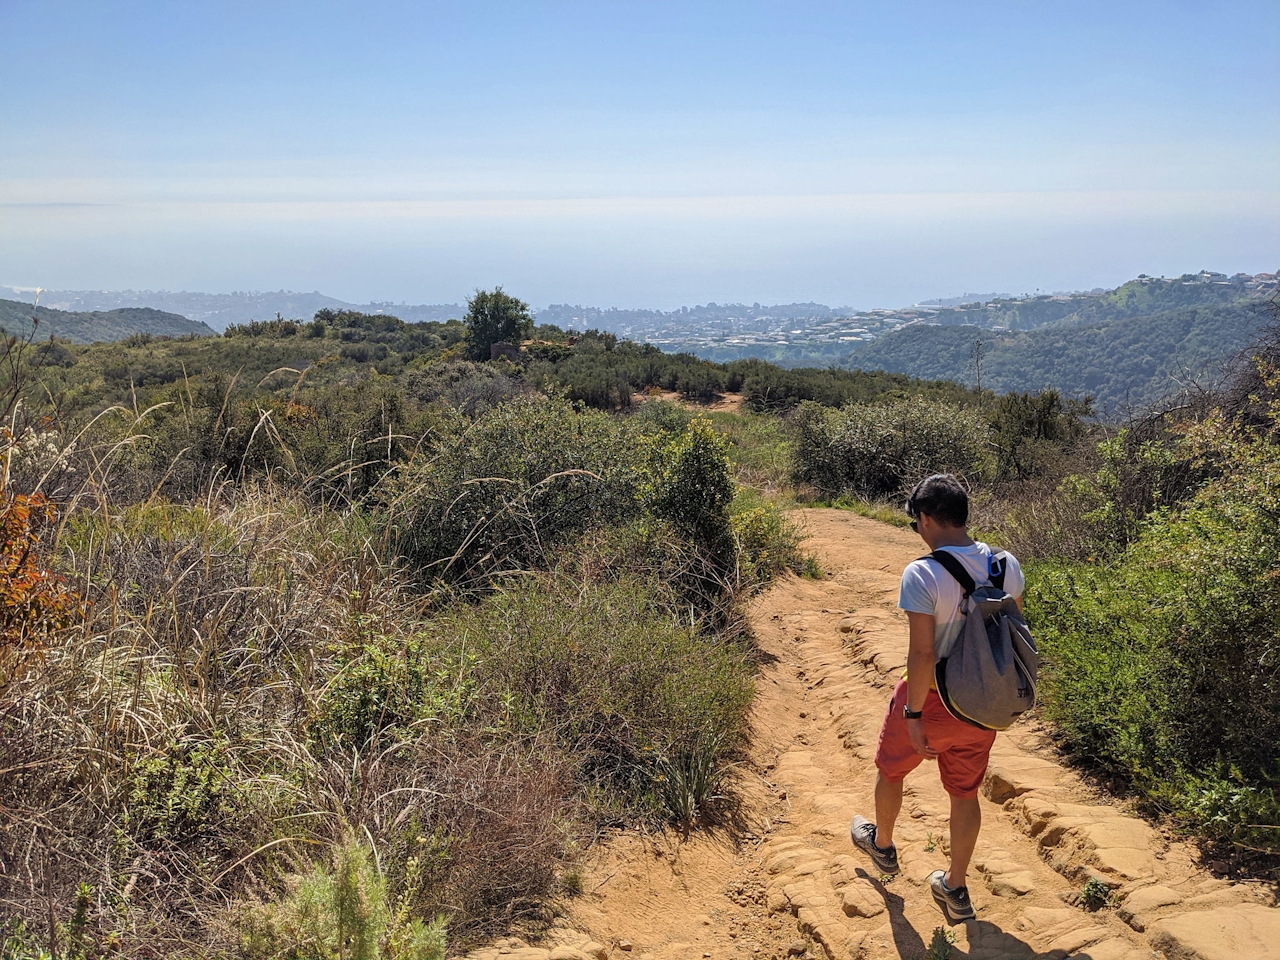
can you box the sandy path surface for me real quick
[466,510,1279,960]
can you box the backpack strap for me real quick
[920,549,1011,597]
[926,549,976,598]
[989,551,1008,591]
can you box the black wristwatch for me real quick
[903,705,924,720]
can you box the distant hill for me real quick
[0,288,463,332]
[926,271,1275,331]
[847,300,1275,413]
[0,298,216,343]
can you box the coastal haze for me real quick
[3,2,1277,308]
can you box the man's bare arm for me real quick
[905,610,939,758]
[905,611,936,711]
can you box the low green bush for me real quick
[791,397,992,498]
[988,389,1091,481]
[729,488,809,587]
[427,575,755,823]
[309,628,477,750]
[389,394,644,584]
[729,358,973,411]
[1030,408,1280,850]
[241,835,447,960]
[389,398,754,605]
[640,418,736,576]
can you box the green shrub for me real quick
[309,629,476,750]
[1059,428,1203,553]
[731,359,973,411]
[390,399,755,598]
[924,926,957,960]
[988,389,1090,481]
[791,397,992,498]
[0,919,53,960]
[641,418,736,576]
[240,835,447,960]
[401,359,527,415]
[1030,407,1280,849]
[427,575,755,822]
[389,394,644,584]
[729,488,808,587]
[1079,877,1113,912]
[653,730,735,828]
[542,353,635,409]
[124,738,242,845]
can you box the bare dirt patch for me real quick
[633,390,747,415]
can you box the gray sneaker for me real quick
[928,869,975,923]
[849,815,899,875]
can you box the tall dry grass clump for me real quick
[0,450,582,955]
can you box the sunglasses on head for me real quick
[905,498,919,532]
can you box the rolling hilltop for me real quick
[0,298,216,343]
[6,269,1275,412]
[0,286,462,331]
[919,270,1275,330]
[842,272,1277,412]
[849,300,1274,413]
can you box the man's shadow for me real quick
[859,867,926,959]
[859,868,1053,960]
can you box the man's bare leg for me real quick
[945,794,981,888]
[873,772,904,847]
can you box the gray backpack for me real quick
[927,550,1038,731]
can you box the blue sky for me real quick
[2,1,1276,308]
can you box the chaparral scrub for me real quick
[0,352,804,959]
[1029,390,1280,855]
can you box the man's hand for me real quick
[906,717,938,759]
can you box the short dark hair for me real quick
[906,474,968,527]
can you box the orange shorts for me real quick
[874,678,997,799]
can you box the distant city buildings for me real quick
[543,272,1278,367]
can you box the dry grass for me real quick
[0,401,583,956]
[0,398,777,957]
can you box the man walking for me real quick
[849,474,1024,923]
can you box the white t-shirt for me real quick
[898,541,1024,660]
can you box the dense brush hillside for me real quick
[30,308,977,432]
[0,297,216,342]
[926,272,1274,331]
[848,300,1273,412]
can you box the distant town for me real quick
[540,270,1279,365]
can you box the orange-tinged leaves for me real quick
[1,489,84,675]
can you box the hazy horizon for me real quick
[3,1,1276,308]
[2,276,1205,318]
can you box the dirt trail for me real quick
[465,510,1279,960]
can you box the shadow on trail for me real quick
[862,869,926,960]
[862,868,1077,960]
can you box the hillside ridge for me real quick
[0,297,216,343]
[846,300,1274,413]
